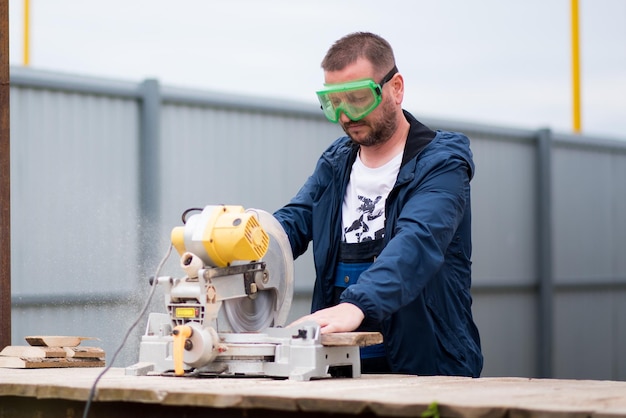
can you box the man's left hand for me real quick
[288,303,365,334]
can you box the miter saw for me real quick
[126,205,369,381]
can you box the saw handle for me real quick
[172,325,193,376]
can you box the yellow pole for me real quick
[23,0,29,66]
[571,0,581,133]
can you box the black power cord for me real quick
[81,243,173,418]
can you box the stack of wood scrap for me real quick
[0,336,105,369]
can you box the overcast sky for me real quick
[8,0,626,140]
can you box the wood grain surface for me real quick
[25,336,95,347]
[1,368,625,417]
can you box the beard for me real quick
[341,97,399,147]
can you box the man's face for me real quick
[323,58,399,147]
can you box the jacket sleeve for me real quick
[340,153,472,323]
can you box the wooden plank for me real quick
[0,345,66,358]
[24,336,94,347]
[64,346,106,359]
[2,369,626,418]
[321,332,383,347]
[0,357,104,369]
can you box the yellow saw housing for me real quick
[171,205,270,268]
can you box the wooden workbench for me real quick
[1,368,625,417]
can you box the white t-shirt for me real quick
[342,151,403,243]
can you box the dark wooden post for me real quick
[0,0,11,349]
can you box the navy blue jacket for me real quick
[274,111,483,377]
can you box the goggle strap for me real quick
[378,65,398,89]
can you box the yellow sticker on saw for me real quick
[175,307,198,318]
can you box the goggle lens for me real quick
[316,66,398,123]
[317,82,381,123]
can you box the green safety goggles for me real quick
[316,66,398,123]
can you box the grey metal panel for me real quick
[552,131,626,284]
[10,85,141,298]
[471,292,537,377]
[552,146,619,282]
[469,136,538,285]
[553,290,622,380]
[158,104,339,214]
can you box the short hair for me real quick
[321,32,396,78]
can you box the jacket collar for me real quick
[401,110,436,166]
[344,110,435,168]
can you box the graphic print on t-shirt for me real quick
[342,151,403,244]
[344,195,385,242]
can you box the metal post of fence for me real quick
[138,79,161,278]
[536,128,554,378]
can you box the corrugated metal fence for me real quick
[9,67,626,380]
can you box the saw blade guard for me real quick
[223,208,294,331]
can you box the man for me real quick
[273,32,483,377]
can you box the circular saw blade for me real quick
[222,209,294,332]
[222,290,275,332]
